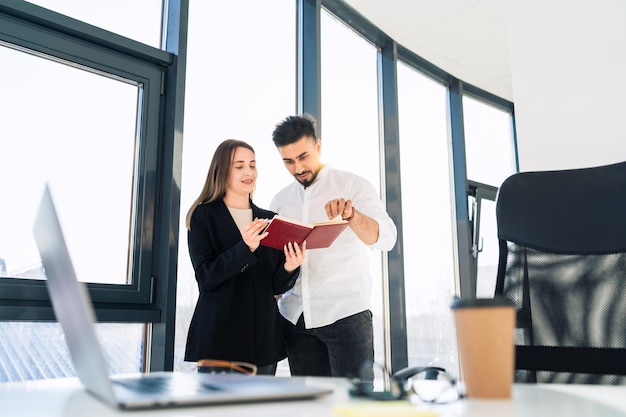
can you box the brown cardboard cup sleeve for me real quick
[451,297,516,399]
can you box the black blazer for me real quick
[184,199,297,366]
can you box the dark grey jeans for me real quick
[284,310,374,379]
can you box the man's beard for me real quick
[295,170,318,188]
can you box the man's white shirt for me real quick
[269,165,397,329]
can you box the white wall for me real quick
[508,0,626,171]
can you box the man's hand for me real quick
[325,198,355,221]
[325,198,380,245]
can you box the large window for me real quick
[463,96,516,297]
[320,10,385,366]
[0,2,173,381]
[174,0,296,374]
[0,44,137,286]
[464,96,516,188]
[397,61,458,374]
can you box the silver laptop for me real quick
[32,185,331,410]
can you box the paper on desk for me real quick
[333,402,438,417]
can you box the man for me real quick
[269,114,397,378]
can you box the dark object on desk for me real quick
[494,161,626,384]
[349,362,461,404]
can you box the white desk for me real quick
[1,376,626,416]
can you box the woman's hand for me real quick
[283,241,306,273]
[241,218,270,252]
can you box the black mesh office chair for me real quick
[494,161,626,384]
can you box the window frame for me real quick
[321,0,517,372]
[0,1,173,323]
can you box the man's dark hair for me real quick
[272,114,317,147]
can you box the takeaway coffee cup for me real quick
[451,296,516,399]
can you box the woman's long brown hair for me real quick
[185,139,255,229]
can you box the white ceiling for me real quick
[344,0,512,101]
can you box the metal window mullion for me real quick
[378,40,408,374]
[296,0,321,130]
[146,0,189,373]
[447,80,474,299]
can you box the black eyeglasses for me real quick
[349,362,463,404]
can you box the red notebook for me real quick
[260,215,349,250]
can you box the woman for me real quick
[184,139,305,375]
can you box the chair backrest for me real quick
[494,161,626,384]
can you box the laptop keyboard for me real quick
[114,376,170,392]
[113,375,223,394]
